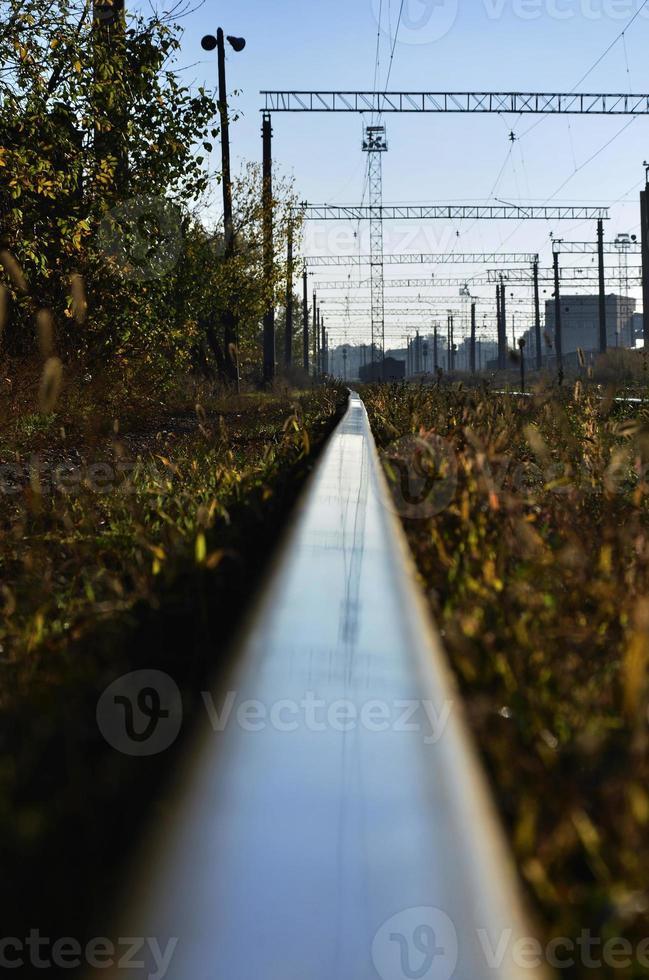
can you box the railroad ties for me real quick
[93,393,550,980]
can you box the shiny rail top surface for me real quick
[96,393,548,980]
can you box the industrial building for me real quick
[543,293,636,354]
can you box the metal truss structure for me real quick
[324,306,535,317]
[323,298,475,307]
[322,298,535,308]
[488,267,643,283]
[315,279,462,289]
[556,240,642,254]
[263,91,649,114]
[304,252,539,267]
[313,273,636,289]
[362,125,388,369]
[301,205,610,221]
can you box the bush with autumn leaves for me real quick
[0,0,298,394]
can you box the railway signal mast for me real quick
[362,125,388,376]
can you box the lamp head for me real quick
[227,35,246,52]
[201,34,217,50]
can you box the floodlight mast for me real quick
[362,125,388,375]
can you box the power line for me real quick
[519,0,649,141]
[572,0,649,90]
[382,0,406,93]
[544,117,638,203]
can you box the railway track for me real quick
[94,392,549,980]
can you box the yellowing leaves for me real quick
[623,598,649,719]
[194,532,206,564]
[482,558,503,592]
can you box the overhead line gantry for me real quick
[300,205,610,222]
[488,267,643,284]
[556,240,642,254]
[304,252,539,266]
[313,272,639,289]
[263,91,649,114]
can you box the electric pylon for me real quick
[362,125,387,375]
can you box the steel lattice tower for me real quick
[362,125,387,373]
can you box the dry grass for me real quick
[365,380,649,979]
[0,372,347,941]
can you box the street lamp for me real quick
[201,28,246,389]
[201,29,246,254]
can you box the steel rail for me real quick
[263,90,649,114]
[93,393,549,980]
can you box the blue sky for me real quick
[169,0,649,345]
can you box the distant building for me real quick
[631,312,645,345]
[544,293,636,355]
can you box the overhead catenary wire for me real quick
[484,0,649,256]
[518,0,649,142]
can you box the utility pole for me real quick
[312,291,317,377]
[446,315,451,373]
[302,267,309,374]
[519,338,526,393]
[497,278,507,369]
[216,29,234,256]
[285,225,293,369]
[553,247,563,379]
[642,163,649,354]
[316,306,321,376]
[501,281,507,368]
[495,283,501,369]
[262,112,275,383]
[598,217,607,354]
[470,302,476,374]
[321,316,327,376]
[433,325,438,372]
[450,315,455,372]
[202,29,246,389]
[533,259,542,371]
